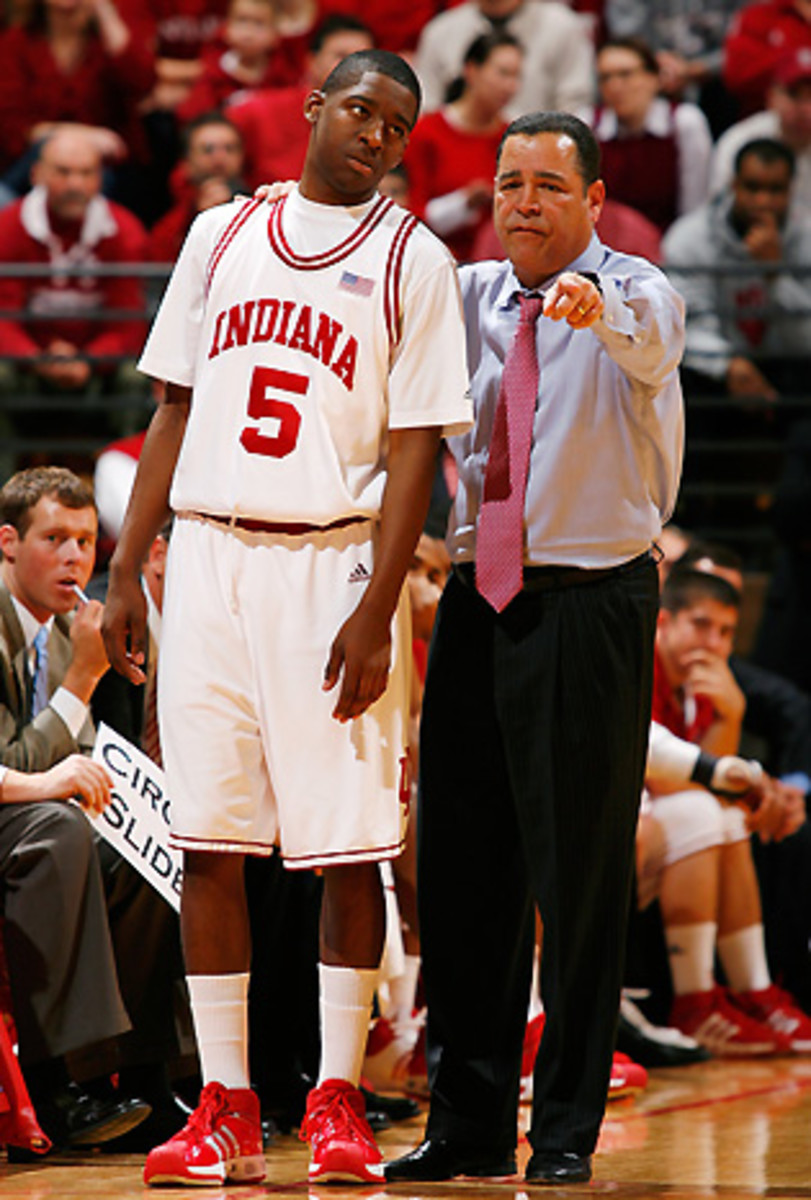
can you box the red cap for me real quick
[773,46,811,91]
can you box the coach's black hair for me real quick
[660,566,741,615]
[322,50,422,122]
[733,136,796,178]
[496,111,601,186]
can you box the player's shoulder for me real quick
[188,196,263,242]
[387,206,459,279]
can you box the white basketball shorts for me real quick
[158,514,412,868]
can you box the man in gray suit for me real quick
[0,465,151,1152]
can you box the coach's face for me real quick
[0,497,97,623]
[494,132,604,289]
[302,71,417,205]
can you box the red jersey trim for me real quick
[384,212,418,348]
[204,197,265,296]
[266,193,394,270]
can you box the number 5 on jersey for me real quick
[240,366,306,458]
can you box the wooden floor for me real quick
[4,1058,811,1198]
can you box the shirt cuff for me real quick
[780,771,811,795]
[49,687,88,740]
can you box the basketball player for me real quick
[103,49,471,1187]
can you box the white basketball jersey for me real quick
[139,189,471,524]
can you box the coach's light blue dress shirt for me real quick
[448,234,685,569]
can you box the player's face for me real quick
[302,71,417,205]
[656,599,738,684]
[34,140,102,221]
[596,46,659,124]
[226,0,276,59]
[187,124,244,183]
[494,132,604,289]
[732,155,792,231]
[407,535,450,642]
[0,497,97,623]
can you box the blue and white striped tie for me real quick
[32,627,49,717]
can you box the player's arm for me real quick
[103,384,191,684]
[324,425,441,723]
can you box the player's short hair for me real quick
[322,49,422,123]
[734,137,795,178]
[0,467,96,539]
[497,111,601,186]
[660,566,741,616]
[310,13,373,54]
[676,540,744,575]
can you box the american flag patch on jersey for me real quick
[339,270,375,297]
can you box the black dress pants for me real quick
[418,556,658,1157]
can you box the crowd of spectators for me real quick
[2,0,811,1169]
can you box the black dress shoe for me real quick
[8,1083,151,1158]
[360,1086,420,1123]
[385,1137,516,1182]
[525,1151,592,1184]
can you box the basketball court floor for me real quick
[4,1057,811,1198]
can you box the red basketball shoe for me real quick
[670,987,783,1056]
[733,985,811,1053]
[302,1078,385,1183]
[143,1081,265,1186]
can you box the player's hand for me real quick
[40,755,114,815]
[543,272,604,328]
[711,755,762,796]
[323,604,392,722]
[102,568,148,685]
[744,213,782,264]
[745,776,806,844]
[254,180,297,203]
[682,650,746,722]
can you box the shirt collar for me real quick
[596,96,673,140]
[9,594,54,652]
[494,232,606,312]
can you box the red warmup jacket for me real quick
[0,25,154,171]
[0,189,148,363]
[724,0,811,115]
[651,646,717,745]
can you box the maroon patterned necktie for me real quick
[475,293,544,612]
[142,638,162,768]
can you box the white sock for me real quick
[718,924,772,993]
[384,954,421,1029]
[666,922,717,996]
[318,963,378,1086]
[187,972,250,1089]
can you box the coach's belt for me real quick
[454,551,652,593]
[189,511,368,536]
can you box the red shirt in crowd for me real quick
[724,0,811,115]
[651,645,717,745]
[0,188,148,363]
[0,25,155,171]
[404,109,508,263]
[228,84,310,190]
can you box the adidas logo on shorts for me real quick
[348,563,371,583]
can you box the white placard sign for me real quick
[88,722,183,912]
